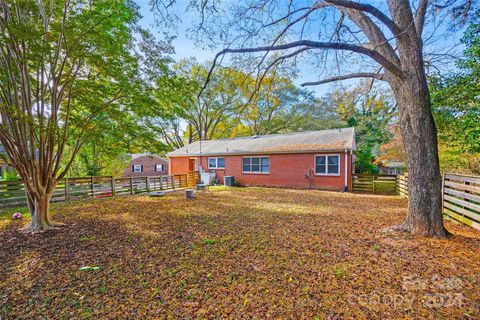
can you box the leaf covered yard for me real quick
[1,188,479,319]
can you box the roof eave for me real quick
[167,148,353,157]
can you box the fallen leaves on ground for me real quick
[0,187,479,319]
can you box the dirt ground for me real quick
[1,187,479,319]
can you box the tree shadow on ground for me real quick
[0,189,479,319]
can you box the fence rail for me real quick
[0,171,200,210]
[397,174,408,198]
[352,174,397,194]
[397,172,480,230]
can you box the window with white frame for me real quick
[155,164,164,172]
[315,155,340,175]
[132,164,143,173]
[208,157,225,169]
[242,156,269,173]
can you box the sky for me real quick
[136,0,466,99]
[135,0,342,97]
[137,1,215,59]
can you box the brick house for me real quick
[167,128,356,191]
[122,154,168,178]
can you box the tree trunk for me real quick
[21,189,61,233]
[390,73,449,238]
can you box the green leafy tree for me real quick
[0,0,153,232]
[327,84,396,173]
[146,61,321,148]
[430,10,480,174]
[233,70,321,135]
[179,61,243,141]
[51,4,175,178]
[291,97,347,132]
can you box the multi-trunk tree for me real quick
[0,0,160,232]
[157,0,477,238]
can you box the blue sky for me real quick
[136,0,345,97]
[137,1,215,59]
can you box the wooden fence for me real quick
[352,174,398,194]
[0,171,200,210]
[397,174,408,198]
[397,173,480,230]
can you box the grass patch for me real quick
[79,235,96,242]
[203,238,216,245]
[333,265,348,278]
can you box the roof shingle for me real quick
[167,128,355,157]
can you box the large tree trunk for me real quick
[384,0,449,238]
[390,73,449,238]
[21,189,61,233]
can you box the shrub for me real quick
[232,179,242,187]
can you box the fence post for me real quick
[188,172,193,187]
[372,174,375,194]
[111,176,116,197]
[130,177,134,194]
[441,172,445,216]
[90,176,94,197]
[64,178,69,202]
[395,175,398,195]
[146,177,150,193]
[171,175,175,190]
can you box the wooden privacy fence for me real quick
[397,173,480,230]
[352,174,397,194]
[0,171,200,210]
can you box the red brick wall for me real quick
[122,156,168,177]
[169,156,191,175]
[169,152,353,191]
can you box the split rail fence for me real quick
[0,171,200,210]
[397,173,480,230]
[352,174,398,194]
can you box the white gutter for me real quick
[344,149,348,192]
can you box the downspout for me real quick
[344,149,348,192]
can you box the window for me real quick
[155,164,164,172]
[208,157,225,169]
[315,155,340,175]
[242,156,269,173]
[132,164,143,173]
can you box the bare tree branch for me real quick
[199,39,403,97]
[300,72,386,86]
[323,0,401,35]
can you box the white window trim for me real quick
[242,156,270,174]
[208,157,225,169]
[133,164,142,173]
[314,154,341,176]
[155,164,164,172]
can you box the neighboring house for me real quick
[378,160,406,175]
[167,128,356,191]
[0,144,10,178]
[122,154,168,178]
